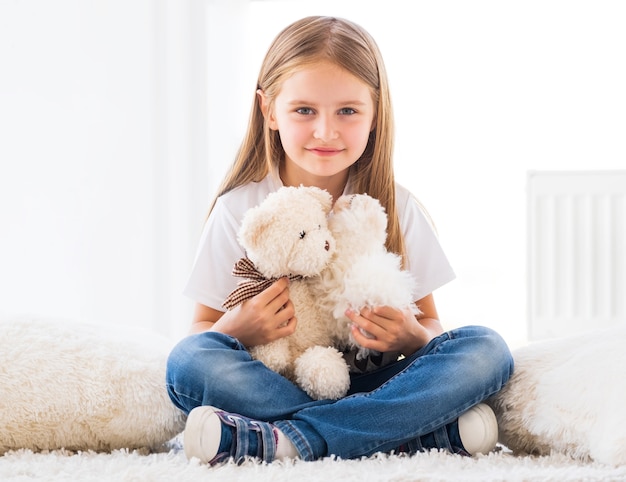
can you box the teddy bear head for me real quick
[238,186,336,279]
[329,193,389,256]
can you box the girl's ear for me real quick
[257,89,278,130]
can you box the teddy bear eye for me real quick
[299,230,306,239]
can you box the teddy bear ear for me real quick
[305,186,333,214]
[238,205,267,252]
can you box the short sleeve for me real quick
[396,184,456,300]
[183,197,244,310]
[183,174,281,310]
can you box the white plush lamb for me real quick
[315,193,418,361]
[222,186,351,400]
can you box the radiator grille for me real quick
[527,171,626,340]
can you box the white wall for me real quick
[0,0,209,340]
[1,0,625,346]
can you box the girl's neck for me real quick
[279,163,349,204]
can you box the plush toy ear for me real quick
[238,204,269,253]
[304,186,333,214]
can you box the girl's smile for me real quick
[306,146,345,157]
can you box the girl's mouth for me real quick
[308,147,343,157]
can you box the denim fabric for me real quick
[166,325,513,461]
[217,411,277,463]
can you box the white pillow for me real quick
[0,315,186,454]
[488,325,626,465]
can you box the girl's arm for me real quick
[189,303,222,334]
[346,293,444,357]
[188,277,298,348]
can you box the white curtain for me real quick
[0,0,214,340]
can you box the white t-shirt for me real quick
[184,170,455,310]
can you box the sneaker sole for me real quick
[184,406,223,463]
[458,403,498,455]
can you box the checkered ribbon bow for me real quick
[222,257,302,310]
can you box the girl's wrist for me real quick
[401,317,442,356]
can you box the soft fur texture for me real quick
[488,325,626,466]
[0,315,186,454]
[231,186,350,400]
[314,193,417,360]
[3,447,626,482]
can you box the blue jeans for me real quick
[166,325,513,461]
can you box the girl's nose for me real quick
[313,115,338,141]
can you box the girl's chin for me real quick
[293,160,353,177]
[301,167,350,180]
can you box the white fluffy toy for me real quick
[315,193,418,362]
[222,186,351,400]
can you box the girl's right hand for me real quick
[209,277,297,347]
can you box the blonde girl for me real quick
[166,16,513,464]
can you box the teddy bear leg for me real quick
[294,346,351,400]
[249,337,292,375]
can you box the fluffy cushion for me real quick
[488,325,626,465]
[0,315,186,454]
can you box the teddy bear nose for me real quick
[324,241,330,251]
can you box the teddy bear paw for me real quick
[294,346,351,400]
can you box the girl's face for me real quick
[260,60,376,186]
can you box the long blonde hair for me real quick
[211,16,405,262]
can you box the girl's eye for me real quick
[339,107,356,115]
[299,230,306,239]
[296,107,314,115]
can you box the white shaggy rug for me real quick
[2,443,626,482]
[2,317,625,481]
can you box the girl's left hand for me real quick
[345,300,443,356]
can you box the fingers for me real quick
[345,305,405,352]
[345,307,381,342]
[276,312,297,336]
[251,277,290,314]
[253,277,297,330]
[350,322,376,347]
[345,306,385,331]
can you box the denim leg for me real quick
[166,331,331,419]
[275,325,514,460]
[167,326,514,462]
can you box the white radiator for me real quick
[527,171,626,340]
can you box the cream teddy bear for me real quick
[222,186,351,400]
[315,193,419,363]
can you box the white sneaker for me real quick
[183,406,297,465]
[457,403,498,455]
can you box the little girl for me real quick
[166,15,514,464]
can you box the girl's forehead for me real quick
[277,61,372,100]
[290,59,351,78]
